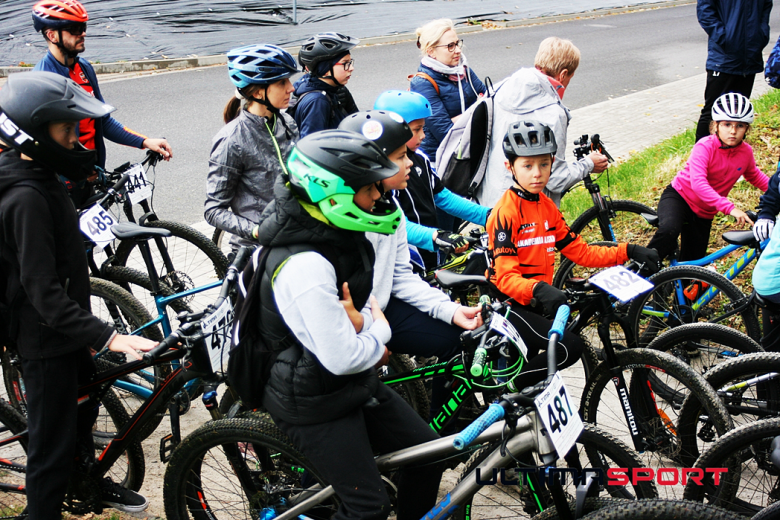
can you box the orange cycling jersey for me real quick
[487,187,629,305]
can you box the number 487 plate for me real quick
[534,373,584,458]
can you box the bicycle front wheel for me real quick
[164,416,339,520]
[568,200,656,244]
[580,348,732,482]
[627,265,761,346]
[682,417,780,516]
[452,423,658,520]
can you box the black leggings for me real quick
[504,305,586,391]
[646,184,713,262]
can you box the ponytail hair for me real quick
[222,84,264,124]
[223,96,242,124]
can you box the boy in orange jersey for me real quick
[486,120,661,388]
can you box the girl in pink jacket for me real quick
[646,93,768,261]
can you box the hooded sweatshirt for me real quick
[0,149,114,359]
[477,67,594,208]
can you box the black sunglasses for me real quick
[62,23,87,35]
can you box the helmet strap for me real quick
[509,166,540,201]
[240,86,279,114]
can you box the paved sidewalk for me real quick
[568,71,770,161]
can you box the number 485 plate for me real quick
[534,373,584,458]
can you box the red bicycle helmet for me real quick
[32,0,89,33]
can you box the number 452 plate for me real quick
[589,265,654,303]
[534,373,584,458]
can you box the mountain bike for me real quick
[162,305,659,520]
[556,266,732,478]
[0,247,250,518]
[626,228,765,346]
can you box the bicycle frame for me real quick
[640,240,765,322]
[272,413,544,520]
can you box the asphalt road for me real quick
[99,2,780,225]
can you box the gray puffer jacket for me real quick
[204,109,298,248]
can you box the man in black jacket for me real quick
[695,0,773,142]
[0,71,155,519]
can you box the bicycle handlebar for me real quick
[142,330,183,363]
[453,402,506,450]
[548,305,570,339]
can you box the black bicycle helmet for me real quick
[0,71,114,180]
[502,120,558,159]
[298,32,358,74]
[338,111,412,156]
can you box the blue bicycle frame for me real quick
[97,279,223,399]
[641,238,767,320]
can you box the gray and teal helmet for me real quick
[287,130,402,234]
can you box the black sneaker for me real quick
[100,477,149,513]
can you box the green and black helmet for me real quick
[287,130,402,234]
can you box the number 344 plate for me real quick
[534,373,584,458]
[589,265,654,303]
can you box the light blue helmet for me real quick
[227,44,298,89]
[373,90,432,123]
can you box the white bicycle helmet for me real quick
[711,93,754,124]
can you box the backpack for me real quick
[226,243,355,410]
[434,77,499,201]
[766,34,780,88]
[0,179,51,348]
[286,88,349,123]
[407,72,440,95]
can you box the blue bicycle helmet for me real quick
[227,44,299,89]
[373,90,432,123]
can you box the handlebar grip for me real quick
[453,402,505,450]
[548,305,570,339]
[460,323,488,346]
[471,347,487,377]
[113,173,130,192]
[142,331,180,363]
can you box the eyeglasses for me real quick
[63,23,87,35]
[336,59,355,71]
[434,39,463,52]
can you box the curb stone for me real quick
[0,0,693,78]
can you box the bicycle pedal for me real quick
[160,433,180,463]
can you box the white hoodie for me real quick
[476,67,594,208]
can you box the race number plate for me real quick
[124,164,152,205]
[489,312,528,358]
[79,204,116,250]
[589,265,654,303]
[534,372,584,458]
[201,299,234,373]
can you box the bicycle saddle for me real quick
[111,222,172,240]
[641,213,659,227]
[435,270,489,289]
[722,230,757,247]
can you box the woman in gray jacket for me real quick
[205,44,300,250]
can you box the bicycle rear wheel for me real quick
[568,200,656,245]
[627,265,761,346]
[113,220,228,313]
[164,416,340,520]
[0,398,28,518]
[576,498,743,520]
[451,423,658,520]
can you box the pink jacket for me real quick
[671,134,768,219]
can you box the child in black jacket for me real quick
[0,71,156,518]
